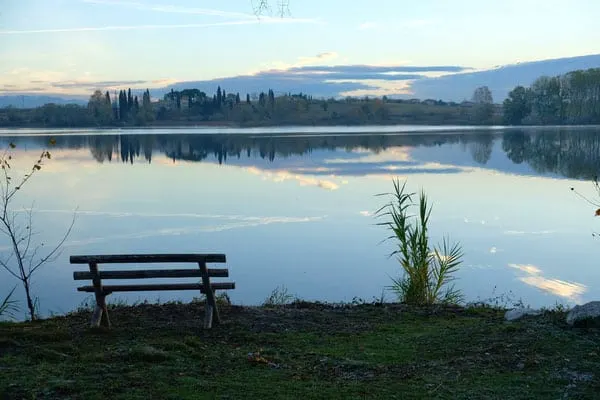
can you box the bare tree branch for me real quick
[29,210,76,275]
[0,258,20,280]
[21,206,34,260]
[0,141,73,320]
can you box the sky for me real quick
[1,0,600,97]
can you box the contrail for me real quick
[0,18,316,35]
[81,0,258,20]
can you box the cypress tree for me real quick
[246,94,251,104]
[236,93,241,104]
[105,91,111,106]
[113,91,119,120]
[268,89,275,109]
[216,86,222,105]
[119,90,127,120]
[142,89,152,119]
[127,88,133,112]
[222,89,227,103]
[134,96,140,111]
[259,92,266,107]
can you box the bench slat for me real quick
[70,254,226,264]
[77,282,235,293]
[73,268,228,280]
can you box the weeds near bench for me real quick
[264,285,294,306]
[376,179,463,305]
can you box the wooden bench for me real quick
[70,253,235,329]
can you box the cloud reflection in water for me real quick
[509,263,586,302]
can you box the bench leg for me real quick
[100,295,111,328]
[90,294,110,328]
[209,290,221,326]
[90,304,103,327]
[89,262,111,328]
[204,304,213,329]
[198,262,221,328]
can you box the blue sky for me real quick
[1,0,600,97]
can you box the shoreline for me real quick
[1,124,600,136]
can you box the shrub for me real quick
[376,179,463,305]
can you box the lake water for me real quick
[1,126,599,317]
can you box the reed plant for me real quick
[0,287,19,320]
[376,179,463,305]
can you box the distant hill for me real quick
[409,54,600,102]
[0,95,86,108]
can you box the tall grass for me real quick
[376,179,463,305]
[0,287,19,320]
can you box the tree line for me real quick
[0,89,495,128]
[503,68,600,125]
[2,67,599,128]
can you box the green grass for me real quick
[1,302,599,399]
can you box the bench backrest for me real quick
[70,253,234,294]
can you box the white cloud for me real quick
[337,79,414,97]
[249,51,339,76]
[489,247,497,254]
[0,68,177,95]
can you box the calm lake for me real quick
[1,125,599,317]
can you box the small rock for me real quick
[504,307,541,321]
[566,301,600,327]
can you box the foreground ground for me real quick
[1,302,599,399]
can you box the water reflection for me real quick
[1,127,600,314]
[509,263,587,302]
[2,128,600,180]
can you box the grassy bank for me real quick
[1,301,599,399]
